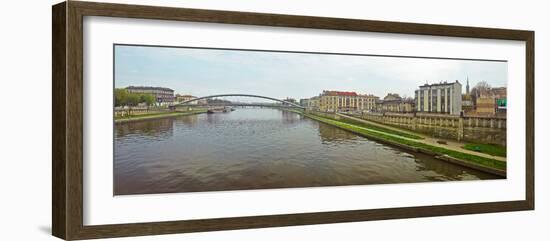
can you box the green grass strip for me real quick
[302,112,506,171]
[463,143,507,157]
[336,115,423,140]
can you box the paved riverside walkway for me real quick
[336,113,506,162]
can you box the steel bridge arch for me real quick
[175,94,305,109]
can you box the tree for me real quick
[472,81,492,97]
[140,94,156,106]
[126,93,140,107]
[114,88,128,107]
[115,89,156,110]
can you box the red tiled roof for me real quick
[322,90,358,96]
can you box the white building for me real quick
[414,81,462,115]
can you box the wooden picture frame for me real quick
[52,1,534,240]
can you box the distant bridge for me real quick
[174,94,305,109]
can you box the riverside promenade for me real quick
[337,113,506,162]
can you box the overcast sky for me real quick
[114,45,507,101]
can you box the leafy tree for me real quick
[114,88,156,109]
[126,93,140,107]
[114,88,128,107]
[140,94,156,106]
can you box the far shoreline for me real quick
[114,110,207,124]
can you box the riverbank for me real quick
[295,110,506,177]
[115,109,207,124]
[338,113,506,161]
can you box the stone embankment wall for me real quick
[360,112,506,146]
[309,111,506,146]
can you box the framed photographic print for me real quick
[52,1,534,240]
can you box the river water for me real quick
[114,108,500,195]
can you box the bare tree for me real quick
[471,81,492,97]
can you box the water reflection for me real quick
[115,118,174,140]
[114,108,501,195]
[317,121,361,143]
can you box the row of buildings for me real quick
[300,91,414,113]
[126,79,506,116]
[412,79,506,116]
[125,86,205,106]
[300,79,506,116]
[125,86,175,104]
[463,84,507,116]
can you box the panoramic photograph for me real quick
[113,44,507,195]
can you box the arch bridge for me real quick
[174,94,305,109]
